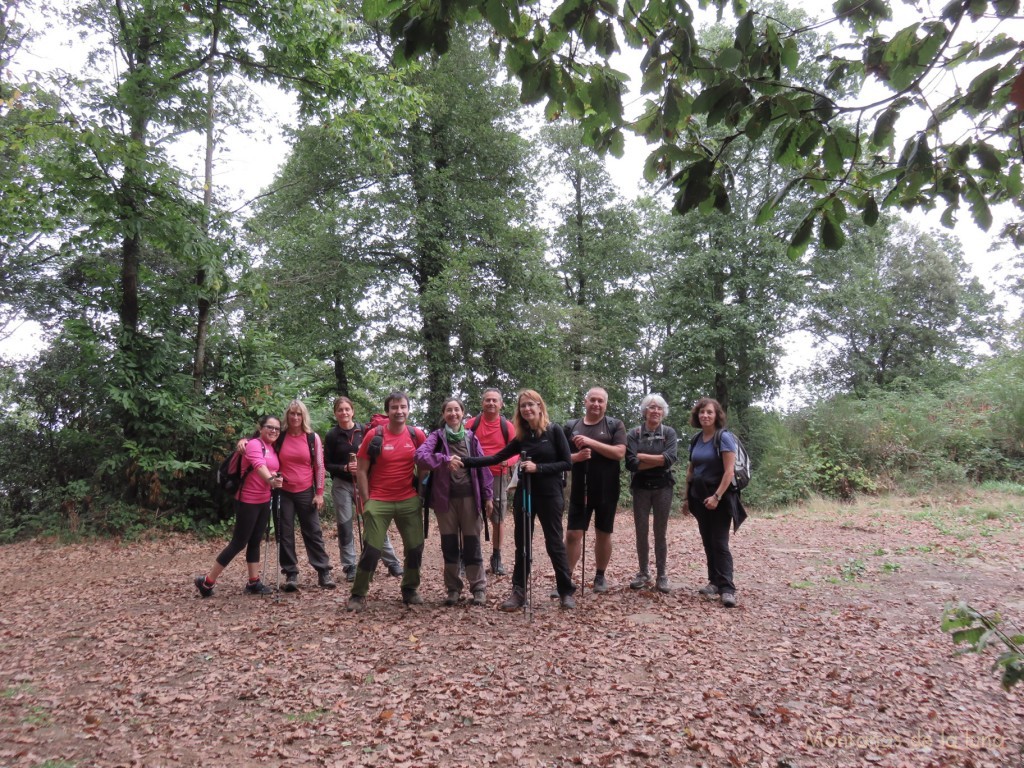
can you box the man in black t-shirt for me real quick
[564,387,626,594]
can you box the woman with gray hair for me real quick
[624,394,678,592]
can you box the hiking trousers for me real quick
[632,486,673,577]
[278,486,332,577]
[351,496,423,597]
[331,477,401,573]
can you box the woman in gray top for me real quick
[624,394,678,593]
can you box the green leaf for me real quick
[969,192,993,230]
[820,211,845,250]
[734,11,754,53]
[716,47,743,70]
[781,38,799,72]
[862,195,879,225]
[973,143,1002,174]
[871,107,898,148]
[755,177,799,226]
[788,212,815,258]
[822,134,844,174]
[363,0,405,22]
[966,65,1001,111]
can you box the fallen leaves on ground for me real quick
[0,495,1021,767]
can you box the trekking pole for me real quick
[521,451,533,621]
[580,453,588,600]
[271,486,282,602]
[353,485,365,556]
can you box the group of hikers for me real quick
[194,386,747,612]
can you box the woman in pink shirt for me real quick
[275,400,334,591]
[195,415,284,597]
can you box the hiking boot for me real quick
[592,573,608,593]
[244,579,273,595]
[318,571,336,589]
[490,554,506,576]
[501,590,527,612]
[629,572,650,590]
[656,575,670,593]
[559,594,576,610]
[281,573,299,593]
[698,583,719,597]
[345,569,356,583]
[471,590,486,606]
[402,589,424,606]
[387,565,404,578]
[721,592,737,608]
[194,575,213,598]
[445,589,460,606]
[549,587,559,600]
[346,595,366,613]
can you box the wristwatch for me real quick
[713,492,721,501]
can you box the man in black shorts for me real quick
[563,386,626,593]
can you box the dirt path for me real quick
[0,492,1021,767]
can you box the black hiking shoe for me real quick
[721,592,737,608]
[501,589,527,612]
[346,595,366,613]
[281,573,299,592]
[592,573,608,593]
[490,554,506,576]
[244,580,273,596]
[318,571,336,589]
[402,589,424,606]
[194,575,213,598]
[629,572,650,590]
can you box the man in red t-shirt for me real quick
[347,391,427,612]
[467,388,517,576]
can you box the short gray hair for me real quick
[640,394,669,418]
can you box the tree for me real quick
[251,30,558,419]
[801,215,1000,396]
[364,0,1024,251]
[0,0,417,520]
[541,121,646,415]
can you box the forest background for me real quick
[1,0,1023,540]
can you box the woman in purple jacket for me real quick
[416,398,494,606]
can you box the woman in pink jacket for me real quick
[195,415,284,597]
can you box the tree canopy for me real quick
[364,0,1024,251]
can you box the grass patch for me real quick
[2,684,35,698]
[285,708,328,723]
[839,559,867,581]
[23,705,51,726]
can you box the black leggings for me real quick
[216,500,271,568]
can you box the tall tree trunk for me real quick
[333,348,349,396]
[192,69,216,393]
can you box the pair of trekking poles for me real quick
[261,482,283,602]
[516,450,590,619]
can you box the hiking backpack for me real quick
[217,439,264,494]
[689,429,751,491]
[467,414,511,443]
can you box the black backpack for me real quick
[217,440,264,494]
[467,414,511,443]
[689,429,751,491]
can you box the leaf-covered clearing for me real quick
[1,492,1021,767]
